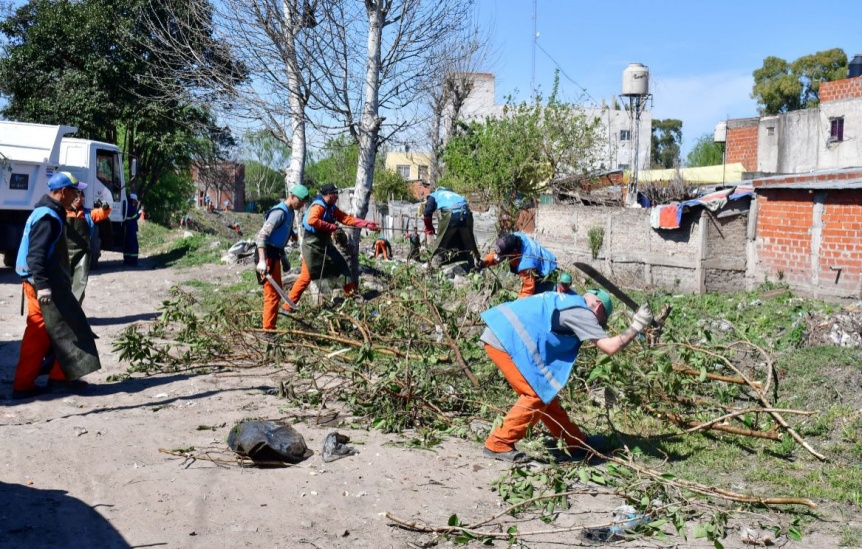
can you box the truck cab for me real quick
[0,121,130,267]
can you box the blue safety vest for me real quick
[514,232,557,277]
[83,209,96,241]
[481,292,589,404]
[15,206,64,280]
[429,189,467,211]
[264,201,295,248]
[301,196,336,234]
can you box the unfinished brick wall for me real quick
[754,191,814,286]
[819,76,862,102]
[819,192,862,292]
[726,119,759,172]
[754,181,862,298]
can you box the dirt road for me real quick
[0,251,841,548]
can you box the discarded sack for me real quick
[322,431,358,463]
[227,420,313,464]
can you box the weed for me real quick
[587,226,604,259]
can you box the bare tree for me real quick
[138,0,317,191]
[424,20,494,185]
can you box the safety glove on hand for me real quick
[256,260,267,276]
[630,303,654,333]
[37,288,52,305]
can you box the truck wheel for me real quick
[2,250,14,268]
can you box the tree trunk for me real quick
[347,0,386,279]
[282,0,307,191]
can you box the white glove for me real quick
[37,288,52,305]
[256,260,267,275]
[630,303,654,333]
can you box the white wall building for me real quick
[454,73,652,173]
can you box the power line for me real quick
[534,40,599,106]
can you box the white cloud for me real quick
[650,71,756,156]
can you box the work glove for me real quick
[256,260,267,276]
[101,201,111,211]
[37,288,52,305]
[365,221,381,231]
[630,303,654,333]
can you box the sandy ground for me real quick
[0,251,841,549]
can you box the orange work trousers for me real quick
[287,257,357,307]
[262,257,292,331]
[484,344,584,453]
[373,240,389,260]
[14,283,68,391]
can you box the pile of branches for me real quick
[114,262,825,544]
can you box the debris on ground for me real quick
[322,431,358,463]
[226,420,313,465]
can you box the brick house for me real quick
[723,72,862,299]
[752,169,862,299]
[191,162,245,212]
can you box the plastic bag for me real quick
[227,420,313,464]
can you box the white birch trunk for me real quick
[352,0,385,219]
[282,0,307,190]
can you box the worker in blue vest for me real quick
[287,184,381,307]
[480,291,653,463]
[13,172,101,399]
[479,232,558,298]
[423,187,480,269]
[123,193,141,266]
[255,185,309,331]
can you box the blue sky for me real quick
[476,0,862,158]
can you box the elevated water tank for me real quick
[849,54,862,79]
[621,63,650,96]
[714,121,727,143]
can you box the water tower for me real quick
[620,63,651,207]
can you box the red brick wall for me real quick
[755,191,814,286]
[819,75,862,102]
[819,192,862,291]
[726,125,758,171]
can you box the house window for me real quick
[396,165,410,179]
[830,117,844,142]
[619,129,631,141]
[618,163,630,171]
[767,126,775,136]
[418,165,429,181]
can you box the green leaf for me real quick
[699,366,707,382]
[787,527,803,541]
[693,525,707,539]
[447,514,460,527]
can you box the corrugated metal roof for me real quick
[755,180,862,190]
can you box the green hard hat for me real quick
[290,184,309,200]
[586,288,613,320]
[559,272,572,284]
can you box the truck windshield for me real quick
[96,149,123,202]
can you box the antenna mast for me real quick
[530,0,537,97]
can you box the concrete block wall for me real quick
[534,204,738,294]
[726,118,759,171]
[820,76,862,102]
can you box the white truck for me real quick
[0,121,133,267]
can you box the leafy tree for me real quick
[305,135,409,201]
[441,74,602,217]
[0,0,240,221]
[752,49,847,114]
[686,133,724,167]
[650,119,683,168]
[240,130,291,201]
